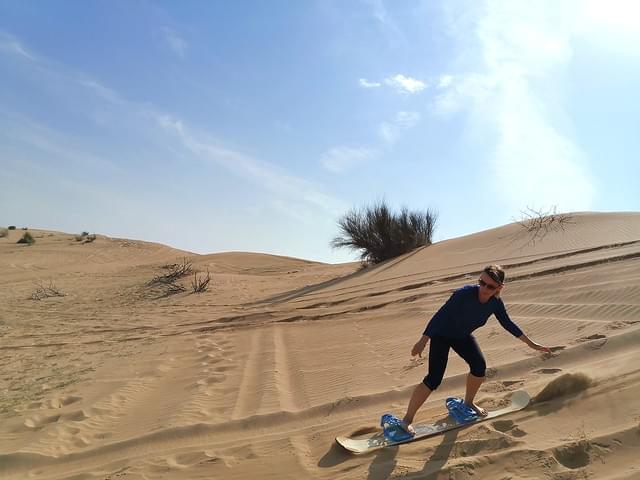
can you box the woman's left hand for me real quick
[530,342,552,354]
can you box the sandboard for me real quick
[335,390,531,454]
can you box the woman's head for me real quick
[483,265,505,285]
[478,264,505,301]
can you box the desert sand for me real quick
[1,211,640,479]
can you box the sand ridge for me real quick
[2,212,640,479]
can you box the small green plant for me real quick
[17,232,35,245]
[8,226,16,230]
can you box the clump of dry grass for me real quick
[148,258,193,286]
[191,270,211,293]
[75,232,97,243]
[17,232,35,245]
[30,281,66,300]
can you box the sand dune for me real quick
[2,212,640,479]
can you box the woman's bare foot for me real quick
[466,402,487,417]
[399,418,416,436]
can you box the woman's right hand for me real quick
[411,336,430,357]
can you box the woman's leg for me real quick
[451,336,487,415]
[402,337,450,428]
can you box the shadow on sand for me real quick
[318,428,460,480]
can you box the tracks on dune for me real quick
[4,327,640,479]
[177,240,640,333]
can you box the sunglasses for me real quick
[478,279,499,290]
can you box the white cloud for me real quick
[161,27,187,58]
[379,111,421,145]
[384,74,426,94]
[321,146,379,173]
[359,78,382,88]
[436,1,595,211]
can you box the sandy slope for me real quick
[1,212,640,480]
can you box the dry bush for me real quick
[31,281,66,300]
[332,200,438,264]
[148,258,193,285]
[514,206,574,246]
[75,232,97,243]
[191,270,211,293]
[17,232,35,245]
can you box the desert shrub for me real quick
[191,270,211,293]
[0,228,8,238]
[331,200,438,264]
[8,226,16,230]
[148,258,193,285]
[514,206,574,246]
[76,232,97,243]
[17,232,35,245]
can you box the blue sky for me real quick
[1,0,639,263]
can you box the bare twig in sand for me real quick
[191,270,211,293]
[148,258,193,285]
[513,206,574,246]
[30,281,66,300]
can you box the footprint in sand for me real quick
[47,395,82,409]
[577,334,606,342]
[24,413,61,429]
[577,334,607,349]
[535,368,562,374]
[213,365,233,373]
[166,451,220,469]
[501,380,523,389]
[195,375,225,387]
[553,441,593,469]
[491,419,527,438]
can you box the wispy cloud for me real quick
[436,1,594,211]
[359,78,382,88]
[2,31,343,222]
[437,75,453,88]
[384,74,426,94]
[358,74,426,94]
[0,31,36,61]
[77,78,124,105]
[161,27,187,58]
[321,146,379,173]
[379,111,421,146]
[156,114,344,215]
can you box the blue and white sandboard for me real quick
[336,390,531,454]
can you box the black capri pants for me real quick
[423,335,486,391]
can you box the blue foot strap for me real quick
[445,397,480,424]
[380,413,414,442]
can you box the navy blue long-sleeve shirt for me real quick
[423,285,523,339]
